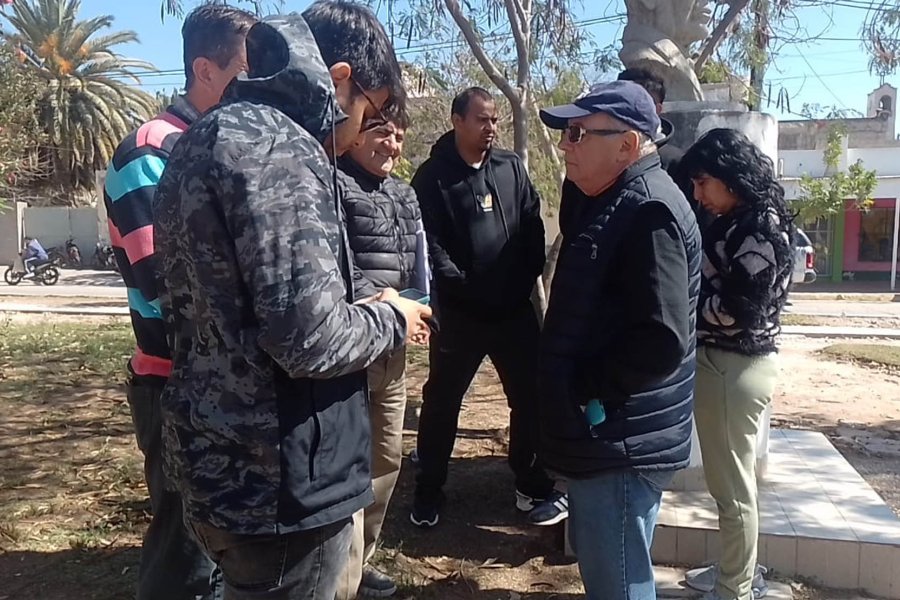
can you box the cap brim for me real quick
[539,103,594,130]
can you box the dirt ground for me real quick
[0,315,897,599]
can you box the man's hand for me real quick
[379,288,432,345]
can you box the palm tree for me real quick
[160,0,277,20]
[3,0,158,189]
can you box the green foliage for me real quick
[799,103,864,120]
[862,1,900,77]
[697,59,732,85]
[392,156,414,183]
[3,0,159,190]
[795,125,877,222]
[0,43,46,211]
[160,0,281,20]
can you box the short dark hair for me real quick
[618,68,666,104]
[383,102,410,130]
[451,87,493,118]
[303,1,406,115]
[182,5,257,89]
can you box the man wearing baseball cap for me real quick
[537,80,702,600]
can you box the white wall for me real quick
[782,145,900,179]
[22,207,98,257]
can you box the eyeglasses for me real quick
[351,77,389,131]
[561,124,629,144]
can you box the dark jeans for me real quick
[415,302,554,504]
[189,519,353,600]
[127,378,219,600]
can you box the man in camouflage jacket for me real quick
[154,5,431,599]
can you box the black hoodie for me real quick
[154,15,406,535]
[411,131,545,316]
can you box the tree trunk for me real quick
[748,0,768,111]
[511,96,529,170]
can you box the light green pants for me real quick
[694,346,778,600]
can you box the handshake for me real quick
[358,288,433,345]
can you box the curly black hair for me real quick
[677,128,794,230]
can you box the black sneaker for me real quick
[527,490,569,526]
[359,565,397,598]
[410,496,440,528]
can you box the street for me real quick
[0,269,125,299]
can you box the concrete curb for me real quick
[782,325,900,339]
[791,292,899,303]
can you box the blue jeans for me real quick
[568,470,673,600]
[189,519,353,600]
[127,378,220,600]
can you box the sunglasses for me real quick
[562,124,629,144]
[351,77,389,131]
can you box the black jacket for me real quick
[540,155,702,477]
[154,15,405,534]
[338,156,422,293]
[411,132,545,316]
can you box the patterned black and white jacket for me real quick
[697,205,795,356]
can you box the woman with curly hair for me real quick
[677,128,795,600]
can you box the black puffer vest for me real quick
[339,157,421,290]
[540,155,701,478]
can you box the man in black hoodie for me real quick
[154,4,432,599]
[409,87,564,528]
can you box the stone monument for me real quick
[619,0,713,102]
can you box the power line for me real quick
[795,47,853,110]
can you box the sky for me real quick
[36,0,895,122]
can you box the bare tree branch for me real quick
[504,0,531,92]
[504,0,530,88]
[443,0,519,102]
[695,0,751,74]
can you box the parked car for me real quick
[793,228,817,285]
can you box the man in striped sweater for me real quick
[103,6,256,600]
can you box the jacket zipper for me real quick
[309,380,320,480]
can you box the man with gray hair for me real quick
[537,80,701,600]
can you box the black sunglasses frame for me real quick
[562,124,629,144]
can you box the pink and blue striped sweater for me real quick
[104,97,200,381]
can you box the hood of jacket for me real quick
[657,117,675,148]
[223,13,346,143]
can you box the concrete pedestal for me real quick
[662,101,779,164]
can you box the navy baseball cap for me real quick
[539,80,663,141]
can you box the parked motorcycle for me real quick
[94,242,117,271]
[4,255,60,286]
[47,238,83,269]
[65,238,82,268]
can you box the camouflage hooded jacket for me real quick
[154,14,406,535]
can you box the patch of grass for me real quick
[782,314,825,327]
[0,320,133,389]
[821,344,900,370]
